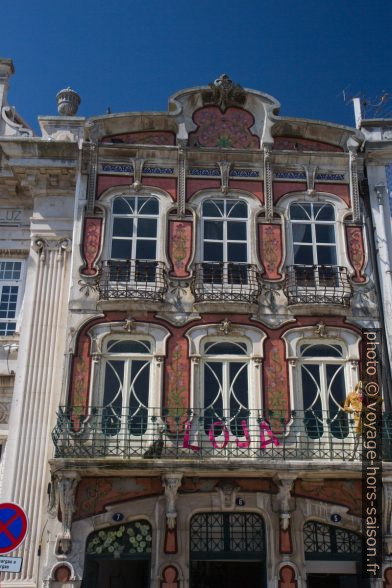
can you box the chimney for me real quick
[0,58,15,109]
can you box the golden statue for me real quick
[343,381,364,434]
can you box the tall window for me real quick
[201,199,249,283]
[290,203,337,266]
[299,343,349,439]
[0,260,23,336]
[202,340,250,438]
[101,338,152,437]
[109,195,159,282]
[111,195,159,261]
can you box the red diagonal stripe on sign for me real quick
[0,512,19,542]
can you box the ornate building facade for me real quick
[0,60,391,587]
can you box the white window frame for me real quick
[282,326,361,437]
[98,187,172,266]
[86,321,170,425]
[289,202,338,267]
[0,258,25,336]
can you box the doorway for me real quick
[307,573,370,588]
[83,559,149,588]
[190,561,264,588]
[81,519,152,588]
[189,512,267,588]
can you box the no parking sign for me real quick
[0,503,28,555]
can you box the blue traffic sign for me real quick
[0,503,28,555]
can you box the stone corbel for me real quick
[305,165,317,195]
[131,157,144,191]
[55,472,80,556]
[273,474,296,530]
[218,161,232,195]
[384,480,392,555]
[162,473,183,529]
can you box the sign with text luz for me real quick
[0,503,28,555]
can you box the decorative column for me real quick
[263,147,273,219]
[349,150,361,223]
[2,237,71,584]
[273,474,296,554]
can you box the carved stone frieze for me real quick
[349,150,360,223]
[215,480,240,510]
[178,149,186,215]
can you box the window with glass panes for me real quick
[299,343,349,439]
[202,340,250,438]
[101,339,152,437]
[290,203,337,266]
[201,199,249,284]
[0,260,23,336]
[111,196,158,261]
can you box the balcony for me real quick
[191,262,261,304]
[284,265,353,306]
[52,407,392,462]
[97,260,167,302]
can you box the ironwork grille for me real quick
[85,520,152,559]
[191,262,261,303]
[97,259,167,301]
[304,521,362,560]
[190,512,265,559]
[284,265,352,306]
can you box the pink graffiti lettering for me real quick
[235,419,251,448]
[209,420,230,449]
[182,420,200,453]
[260,421,280,449]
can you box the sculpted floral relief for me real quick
[346,226,366,283]
[81,217,102,276]
[189,106,259,149]
[259,224,283,280]
[169,221,192,277]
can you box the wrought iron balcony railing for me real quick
[97,260,168,301]
[191,262,261,304]
[52,407,392,461]
[284,265,353,306]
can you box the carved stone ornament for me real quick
[78,278,98,297]
[202,74,246,111]
[56,87,81,116]
[275,477,296,530]
[219,318,232,335]
[215,480,240,510]
[162,473,183,529]
[131,157,144,191]
[123,314,135,332]
[33,237,72,263]
[314,321,328,338]
[218,161,232,194]
[56,472,80,555]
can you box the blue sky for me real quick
[2,0,391,133]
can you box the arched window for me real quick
[101,338,153,437]
[299,342,349,439]
[202,340,250,437]
[304,520,362,561]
